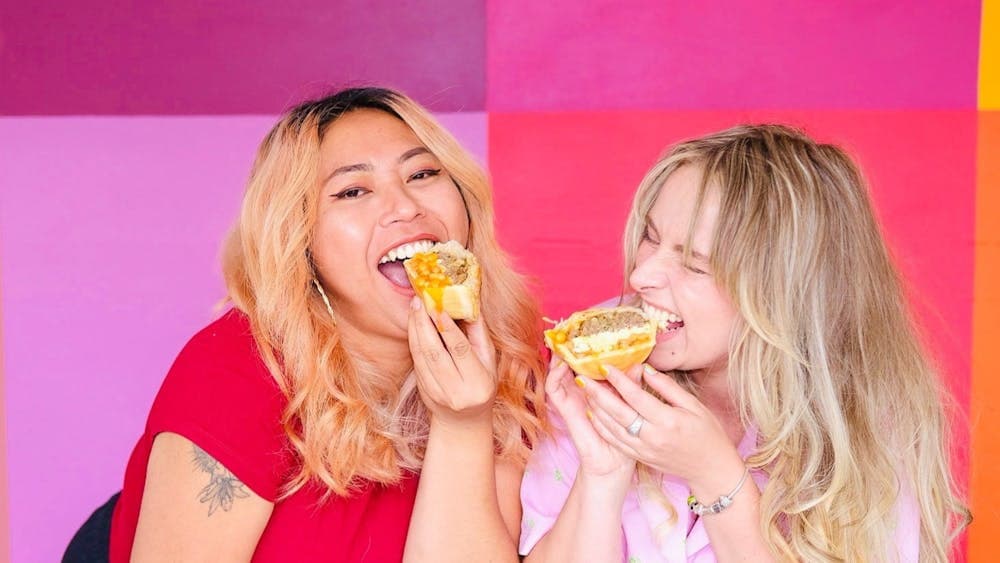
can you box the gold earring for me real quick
[312,278,336,324]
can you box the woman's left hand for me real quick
[578,364,745,496]
[407,297,497,427]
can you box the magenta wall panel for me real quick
[487,1,981,111]
[0,113,486,562]
[1,1,486,115]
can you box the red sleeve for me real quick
[145,309,295,502]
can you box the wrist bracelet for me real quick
[687,467,750,516]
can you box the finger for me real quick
[544,358,571,399]
[603,364,674,420]
[437,313,489,383]
[640,364,703,412]
[461,317,497,370]
[407,298,454,397]
[545,364,611,450]
[588,403,641,458]
[624,363,644,384]
[575,374,644,430]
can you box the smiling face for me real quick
[628,164,739,377]
[310,108,470,343]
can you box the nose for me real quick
[629,247,671,294]
[379,181,425,226]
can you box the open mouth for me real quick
[377,239,436,289]
[641,301,685,332]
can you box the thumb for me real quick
[463,317,496,370]
[641,364,701,411]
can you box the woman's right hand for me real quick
[545,358,636,480]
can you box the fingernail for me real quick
[643,364,658,377]
[411,297,421,310]
[574,376,586,389]
[598,364,609,377]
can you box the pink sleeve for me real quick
[892,482,920,562]
[519,411,582,556]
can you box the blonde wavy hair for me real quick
[622,125,969,561]
[220,87,546,497]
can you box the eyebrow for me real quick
[325,147,433,183]
[672,244,709,261]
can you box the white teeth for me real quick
[379,239,435,264]
[641,301,683,330]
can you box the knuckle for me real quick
[452,340,472,358]
[422,348,441,363]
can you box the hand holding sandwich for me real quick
[407,295,497,428]
[578,364,745,499]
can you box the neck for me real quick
[335,320,413,382]
[691,365,743,444]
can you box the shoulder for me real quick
[148,308,285,437]
[158,309,278,397]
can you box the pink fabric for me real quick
[520,410,920,562]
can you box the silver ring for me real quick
[626,415,644,437]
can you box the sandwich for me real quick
[403,240,481,321]
[544,306,657,379]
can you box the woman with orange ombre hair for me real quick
[107,87,546,562]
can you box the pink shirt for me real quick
[519,410,920,562]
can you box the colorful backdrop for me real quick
[0,1,995,561]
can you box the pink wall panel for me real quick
[490,109,974,434]
[0,113,487,562]
[487,1,981,111]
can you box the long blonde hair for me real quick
[221,87,546,497]
[623,125,969,561]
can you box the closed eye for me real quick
[641,226,660,245]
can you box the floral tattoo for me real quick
[191,445,250,516]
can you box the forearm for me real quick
[404,415,514,563]
[525,470,631,563]
[691,466,775,563]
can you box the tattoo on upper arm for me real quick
[191,445,250,516]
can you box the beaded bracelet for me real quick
[687,467,750,516]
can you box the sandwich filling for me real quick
[405,241,472,308]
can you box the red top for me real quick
[109,309,419,562]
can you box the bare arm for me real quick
[403,301,519,562]
[523,361,640,563]
[405,418,521,563]
[131,432,273,563]
[593,366,775,563]
[523,468,631,563]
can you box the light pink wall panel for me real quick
[0,113,486,562]
[487,1,981,111]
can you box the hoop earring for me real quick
[312,278,337,325]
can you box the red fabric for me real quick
[109,309,418,562]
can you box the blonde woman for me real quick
[520,125,968,562]
[107,87,546,562]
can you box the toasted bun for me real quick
[544,306,657,380]
[404,241,481,320]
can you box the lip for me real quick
[374,233,441,266]
[655,326,682,343]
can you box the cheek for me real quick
[426,184,470,243]
[311,212,368,285]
